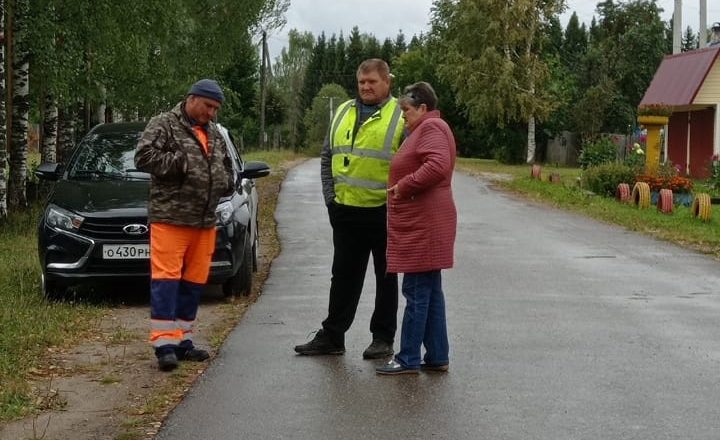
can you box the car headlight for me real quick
[46,205,84,231]
[215,200,234,225]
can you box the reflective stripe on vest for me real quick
[330,98,404,207]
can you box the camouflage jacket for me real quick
[135,102,234,228]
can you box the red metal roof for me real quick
[639,46,720,106]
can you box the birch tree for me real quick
[7,0,30,208]
[432,0,564,163]
[0,1,7,218]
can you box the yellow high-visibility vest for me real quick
[329,98,404,207]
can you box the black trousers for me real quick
[321,204,398,345]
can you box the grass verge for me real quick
[0,206,104,421]
[456,158,720,258]
[0,150,308,426]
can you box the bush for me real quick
[578,136,617,169]
[581,162,635,196]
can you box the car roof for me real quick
[87,122,148,136]
[87,122,230,136]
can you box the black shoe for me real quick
[420,362,449,372]
[177,347,210,362]
[294,329,345,355]
[376,359,419,375]
[157,352,179,371]
[362,339,393,359]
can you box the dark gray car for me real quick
[36,122,270,298]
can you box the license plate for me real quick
[102,244,150,259]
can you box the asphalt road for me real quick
[158,158,720,440]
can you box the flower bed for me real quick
[635,174,693,194]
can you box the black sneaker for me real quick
[294,329,345,355]
[157,352,179,371]
[177,347,210,362]
[362,339,393,359]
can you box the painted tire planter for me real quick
[548,172,561,184]
[531,164,542,180]
[631,182,651,209]
[616,183,631,203]
[656,188,673,214]
[691,193,712,222]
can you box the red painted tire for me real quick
[531,164,541,180]
[631,182,651,209]
[691,193,712,222]
[657,188,673,214]
[616,183,630,203]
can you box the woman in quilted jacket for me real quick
[376,81,457,375]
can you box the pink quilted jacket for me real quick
[386,110,457,273]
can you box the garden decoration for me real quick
[637,104,672,176]
[632,181,651,209]
[616,183,631,203]
[657,188,673,214]
[531,164,542,180]
[549,172,561,184]
[691,193,712,221]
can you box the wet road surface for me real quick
[158,158,720,440]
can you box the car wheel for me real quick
[42,274,65,300]
[222,232,253,297]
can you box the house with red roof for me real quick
[639,45,720,178]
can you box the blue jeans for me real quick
[395,271,449,369]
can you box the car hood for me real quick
[51,179,149,217]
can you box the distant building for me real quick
[639,45,720,178]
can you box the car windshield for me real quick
[68,132,149,181]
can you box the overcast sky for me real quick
[268,0,720,60]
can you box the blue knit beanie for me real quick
[188,79,225,103]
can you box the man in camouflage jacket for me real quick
[135,79,233,371]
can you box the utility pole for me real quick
[259,30,267,150]
[673,0,682,54]
[699,0,707,48]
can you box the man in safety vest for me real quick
[135,79,234,371]
[295,59,404,358]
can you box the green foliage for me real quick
[303,84,350,151]
[489,125,527,164]
[624,143,646,173]
[709,155,720,191]
[431,0,564,128]
[578,136,617,169]
[581,161,635,196]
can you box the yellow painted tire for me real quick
[657,188,673,214]
[691,193,712,222]
[631,182,650,209]
[616,183,631,203]
[531,164,541,180]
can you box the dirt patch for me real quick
[0,159,301,440]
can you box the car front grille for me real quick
[79,217,149,240]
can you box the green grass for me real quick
[456,159,720,258]
[0,205,103,421]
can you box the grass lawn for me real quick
[0,206,104,421]
[456,158,720,259]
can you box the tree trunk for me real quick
[0,0,7,219]
[526,114,536,164]
[8,0,29,209]
[41,95,58,163]
[56,105,75,164]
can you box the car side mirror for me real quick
[35,162,63,181]
[242,161,270,179]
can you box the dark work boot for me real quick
[362,339,393,359]
[157,352,179,371]
[177,347,210,362]
[294,329,345,355]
